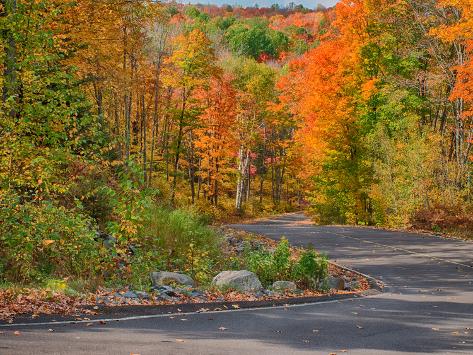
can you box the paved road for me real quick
[2,213,473,354]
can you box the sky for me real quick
[177,0,339,10]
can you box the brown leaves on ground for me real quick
[412,205,473,240]
[0,288,94,323]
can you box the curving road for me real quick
[1,213,473,354]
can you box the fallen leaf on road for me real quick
[175,339,185,343]
[232,304,240,309]
[432,328,439,331]
[14,331,20,336]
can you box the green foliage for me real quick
[105,162,157,246]
[225,19,289,59]
[292,249,328,289]
[0,193,100,283]
[213,16,236,31]
[244,238,293,286]
[224,56,276,104]
[244,238,328,289]
[136,207,222,285]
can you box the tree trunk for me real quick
[187,130,196,204]
[148,58,163,187]
[171,89,186,204]
[2,0,17,118]
[235,147,250,212]
[141,93,147,184]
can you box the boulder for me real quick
[150,271,195,287]
[272,281,297,292]
[212,270,262,292]
[345,280,360,291]
[327,276,345,290]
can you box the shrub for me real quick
[136,207,222,285]
[244,248,274,286]
[244,238,293,286]
[0,193,100,283]
[292,249,328,289]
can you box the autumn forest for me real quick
[0,0,472,288]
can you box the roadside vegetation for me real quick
[0,0,472,316]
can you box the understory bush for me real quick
[132,207,222,286]
[292,248,328,289]
[244,238,292,286]
[244,238,328,289]
[0,193,100,283]
[0,159,224,290]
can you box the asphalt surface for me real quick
[1,213,473,355]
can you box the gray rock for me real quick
[254,291,265,298]
[212,270,262,292]
[272,281,297,292]
[175,286,192,294]
[152,285,178,297]
[135,291,150,299]
[150,271,195,287]
[327,276,345,290]
[345,280,360,291]
[128,244,137,255]
[190,290,205,298]
[95,231,117,249]
[115,291,138,299]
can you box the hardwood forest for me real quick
[0,0,472,290]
